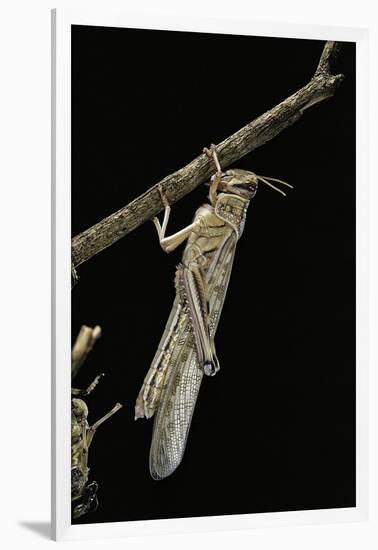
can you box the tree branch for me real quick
[71,325,102,379]
[72,41,344,271]
[315,40,341,75]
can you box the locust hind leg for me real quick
[176,262,220,377]
[152,185,219,376]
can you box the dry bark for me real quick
[71,41,344,272]
[71,325,102,379]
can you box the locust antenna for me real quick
[258,175,293,189]
[257,176,286,196]
[257,175,293,196]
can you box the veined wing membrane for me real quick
[149,233,238,479]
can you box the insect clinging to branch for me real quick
[71,376,122,518]
[135,145,292,480]
[71,325,122,519]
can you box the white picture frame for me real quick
[52,8,369,541]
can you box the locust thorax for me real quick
[208,167,293,206]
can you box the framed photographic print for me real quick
[52,8,368,541]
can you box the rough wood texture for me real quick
[71,325,102,379]
[72,41,344,269]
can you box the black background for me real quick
[72,26,356,524]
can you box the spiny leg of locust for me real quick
[83,373,105,395]
[86,403,123,447]
[203,144,223,207]
[203,143,222,174]
[178,262,220,376]
[153,186,197,253]
[152,186,171,242]
[152,185,220,376]
[71,373,105,397]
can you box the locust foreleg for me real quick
[204,144,224,207]
[153,186,198,253]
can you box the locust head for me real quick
[216,169,259,200]
[208,168,292,206]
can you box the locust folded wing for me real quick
[149,232,238,479]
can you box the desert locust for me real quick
[135,145,292,479]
